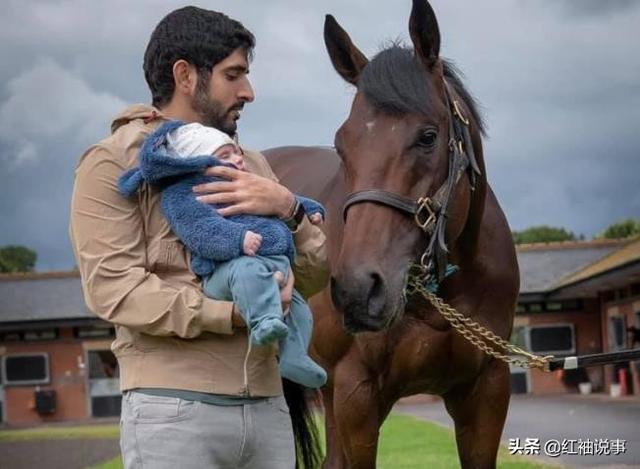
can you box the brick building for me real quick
[512,238,640,396]
[0,272,119,426]
[1,238,639,426]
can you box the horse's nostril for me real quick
[367,271,386,317]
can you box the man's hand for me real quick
[243,231,262,256]
[194,166,295,218]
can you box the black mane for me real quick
[359,45,486,135]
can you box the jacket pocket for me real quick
[153,240,188,273]
[129,392,198,423]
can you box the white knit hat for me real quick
[166,123,235,158]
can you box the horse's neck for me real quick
[454,128,488,260]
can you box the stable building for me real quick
[0,272,120,426]
[512,238,640,397]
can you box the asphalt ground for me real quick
[396,394,640,468]
[0,438,119,469]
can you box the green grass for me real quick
[377,414,556,469]
[0,424,119,442]
[1,414,558,469]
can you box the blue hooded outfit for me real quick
[118,120,327,388]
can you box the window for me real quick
[23,329,58,341]
[74,326,115,339]
[609,316,626,351]
[528,303,543,313]
[545,302,562,312]
[0,329,58,342]
[528,324,575,355]
[0,332,21,342]
[2,354,50,385]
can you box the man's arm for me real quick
[69,144,234,338]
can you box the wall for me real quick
[2,328,88,425]
[515,298,603,394]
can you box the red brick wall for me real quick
[2,328,88,425]
[520,299,603,394]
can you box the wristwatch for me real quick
[283,200,306,231]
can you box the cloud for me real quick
[552,0,638,18]
[0,0,638,270]
[0,57,126,168]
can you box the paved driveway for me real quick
[0,438,119,469]
[396,394,640,468]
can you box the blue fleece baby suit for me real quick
[118,120,327,388]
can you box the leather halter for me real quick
[342,82,481,284]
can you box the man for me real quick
[69,7,328,469]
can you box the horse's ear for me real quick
[409,0,441,69]
[324,14,368,86]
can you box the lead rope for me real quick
[405,275,553,371]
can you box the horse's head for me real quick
[325,0,484,333]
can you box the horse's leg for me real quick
[443,358,511,469]
[321,384,348,468]
[331,357,389,469]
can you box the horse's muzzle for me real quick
[330,269,391,332]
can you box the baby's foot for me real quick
[251,317,288,345]
[279,356,327,389]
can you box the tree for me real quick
[512,225,576,245]
[0,245,37,273]
[597,218,640,240]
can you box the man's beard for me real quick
[192,78,241,137]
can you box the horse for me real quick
[266,1,519,467]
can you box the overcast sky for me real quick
[0,0,638,271]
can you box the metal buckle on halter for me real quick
[414,197,437,231]
[452,100,470,126]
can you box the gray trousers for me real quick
[120,391,295,469]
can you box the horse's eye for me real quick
[416,129,438,149]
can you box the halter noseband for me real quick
[341,82,481,285]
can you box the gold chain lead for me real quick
[406,277,553,371]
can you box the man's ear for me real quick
[172,60,198,97]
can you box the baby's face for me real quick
[214,144,245,171]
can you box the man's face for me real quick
[192,48,255,136]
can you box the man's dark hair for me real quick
[144,6,255,108]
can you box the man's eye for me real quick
[226,73,240,81]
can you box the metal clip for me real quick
[452,100,470,126]
[414,197,437,231]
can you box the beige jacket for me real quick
[69,104,329,396]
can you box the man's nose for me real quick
[238,77,255,103]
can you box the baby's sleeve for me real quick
[296,195,326,220]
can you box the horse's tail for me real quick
[282,378,322,469]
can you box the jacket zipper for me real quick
[242,327,252,396]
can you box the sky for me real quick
[0,0,638,271]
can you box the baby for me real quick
[118,120,327,388]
